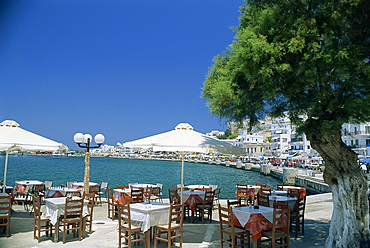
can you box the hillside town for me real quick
[81,114,370,169]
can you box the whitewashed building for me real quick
[342,122,370,156]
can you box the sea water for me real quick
[0,155,283,199]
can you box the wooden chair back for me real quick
[144,186,152,200]
[256,182,267,187]
[0,194,11,237]
[32,194,52,242]
[168,203,184,228]
[277,183,284,191]
[287,188,300,198]
[153,203,185,248]
[273,200,289,209]
[227,198,242,208]
[257,192,270,207]
[151,186,161,196]
[260,186,272,196]
[60,197,84,243]
[168,188,181,204]
[273,207,290,230]
[218,204,250,247]
[117,203,144,248]
[130,188,144,203]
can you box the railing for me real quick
[343,131,370,136]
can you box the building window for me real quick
[355,139,359,145]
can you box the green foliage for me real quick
[202,0,370,135]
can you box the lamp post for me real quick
[74,133,105,194]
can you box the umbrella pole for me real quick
[181,153,184,202]
[2,150,9,193]
[83,152,90,194]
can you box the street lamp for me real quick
[74,132,105,194]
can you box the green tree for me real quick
[202,0,370,247]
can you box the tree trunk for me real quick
[306,126,370,247]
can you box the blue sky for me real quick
[0,0,244,149]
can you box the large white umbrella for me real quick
[123,123,244,200]
[0,120,67,192]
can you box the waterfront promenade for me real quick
[0,193,333,248]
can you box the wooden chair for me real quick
[276,183,284,191]
[144,186,152,202]
[59,197,84,244]
[14,185,32,210]
[213,187,221,207]
[107,187,119,220]
[150,187,161,202]
[236,184,250,206]
[154,203,184,248]
[256,182,267,187]
[260,186,272,196]
[287,188,300,199]
[32,194,52,242]
[227,199,242,208]
[130,188,144,203]
[273,200,289,210]
[257,191,270,207]
[290,195,306,237]
[0,194,11,237]
[218,204,250,248]
[260,208,290,248]
[155,183,163,202]
[168,189,181,204]
[117,203,145,248]
[195,190,215,223]
[83,193,95,235]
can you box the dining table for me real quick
[282,186,306,198]
[44,196,89,243]
[129,183,157,189]
[113,188,132,204]
[271,190,288,196]
[233,205,274,248]
[185,184,213,191]
[46,187,81,198]
[130,202,171,248]
[15,180,44,194]
[268,195,297,209]
[72,182,100,193]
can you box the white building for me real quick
[342,122,370,156]
[235,131,264,156]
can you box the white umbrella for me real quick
[124,123,244,200]
[0,120,67,192]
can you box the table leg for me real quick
[54,220,59,243]
[144,229,150,248]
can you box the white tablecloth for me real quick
[271,190,288,196]
[268,195,297,209]
[130,183,157,189]
[130,202,170,232]
[181,190,205,202]
[45,197,89,225]
[46,188,80,198]
[233,205,274,227]
[185,184,212,190]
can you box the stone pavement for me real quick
[0,193,333,248]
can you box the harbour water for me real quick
[0,155,283,199]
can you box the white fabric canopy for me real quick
[124,123,244,200]
[0,120,67,191]
[124,123,243,155]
